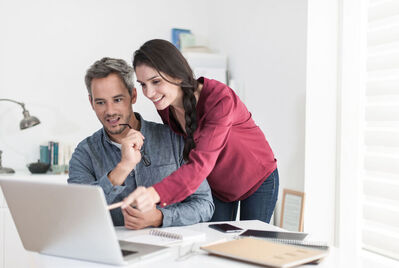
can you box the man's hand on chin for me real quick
[121,205,163,230]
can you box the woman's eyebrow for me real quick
[137,75,159,83]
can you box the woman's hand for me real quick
[122,186,161,212]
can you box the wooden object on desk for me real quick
[201,237,328,268]
[280,189,305,232]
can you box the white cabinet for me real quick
[182,52,227,84]
[1,186,5,268]
[0,209,4,268]
[0,171,67,268]
[4,210,33,268]
[0,186,4,208]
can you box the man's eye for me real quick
[115,98,122,102]
[96,101,104,105]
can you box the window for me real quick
[362,0,399,260]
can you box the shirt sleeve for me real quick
[158,178,214,227]
[154,94,234,207]
[67,144,126,204]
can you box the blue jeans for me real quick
[210,168,279,223]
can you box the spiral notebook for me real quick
[240,229,329,250]
[124,227,206,246]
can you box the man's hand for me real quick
[121,186,161,212]
[108,129,144,186]
[120,129,144,167]
[122,205,163,230]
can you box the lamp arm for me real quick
[0,98,27,112]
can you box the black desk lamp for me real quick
[0,98,41,174]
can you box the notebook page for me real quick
[123,227,205,246]
[124,233,177,246]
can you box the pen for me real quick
[108,201,123,210]
[107,201,137,210]
[119,123,151,167]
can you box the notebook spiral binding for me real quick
[149,229,183,240]
[264,238,329,250]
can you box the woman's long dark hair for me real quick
[133,39,198,161]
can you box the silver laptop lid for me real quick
[0,179,125,265]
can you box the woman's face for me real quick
[135,64,183,110]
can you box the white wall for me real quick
[0,0,210,169]
[0,0,309,223]
[304,0,338,243]
[206,0,308,222]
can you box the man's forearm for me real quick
[108,162,135,186]
[157,180,214,227]
[160,197,214,227]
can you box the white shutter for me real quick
[363,0,399,260]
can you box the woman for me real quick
[122,39,278,223]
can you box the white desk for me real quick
[0,172,361,268]
[24,220,353,268]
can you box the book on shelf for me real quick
[48,141,53,166]
[171,28,191,49]
[53,142,59,165]
[40,145,49,164]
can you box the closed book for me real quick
[53,142,59,165]
[171,28,191,49]
[48,141,53,166]
[40,145,49,164]
[201,237,329,268]
[240,229,329,250]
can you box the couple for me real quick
[68,39,279,230]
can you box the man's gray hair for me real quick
[85,57,135,96]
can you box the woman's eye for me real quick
[152,80,160,85]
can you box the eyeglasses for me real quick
[119,124,151,167]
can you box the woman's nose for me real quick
[144,86,155,98]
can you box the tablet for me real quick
[239,229,308,241]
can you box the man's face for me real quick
[90,73,137,136]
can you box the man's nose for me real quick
[105,102,117,114]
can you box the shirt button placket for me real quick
[133,169,139,187]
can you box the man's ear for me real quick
[88,94,94,109]
[131,88,137,105]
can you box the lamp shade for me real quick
[20,110,40,130]
[0,98,41,174]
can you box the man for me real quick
[68,57,214,229]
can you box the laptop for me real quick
[0,179,168,265]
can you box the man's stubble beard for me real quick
[102,111,133,135]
